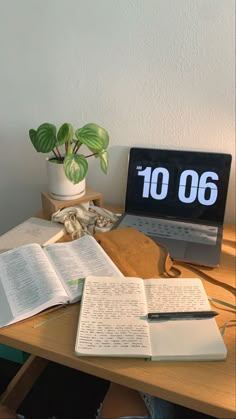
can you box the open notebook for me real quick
[75,276,227,361]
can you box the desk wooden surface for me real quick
[0,221,235,418]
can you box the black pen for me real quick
[147,311,219,320]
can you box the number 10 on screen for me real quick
[137,166,218,206]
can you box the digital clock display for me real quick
[125,148,232,224]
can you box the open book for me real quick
[0,217,66,253]
[0,237,122,328]
[75,276,227,361]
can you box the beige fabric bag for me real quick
[95,227,181,278]
[95,227,236,295]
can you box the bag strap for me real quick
[153,238,235,294]
[153,240,182,278]
[174,261,236,295]
[154,238,236,295]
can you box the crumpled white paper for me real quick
[52,202,119,240]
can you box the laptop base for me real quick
[113,215,222,267]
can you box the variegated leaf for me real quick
[75,123,109,153]
[63,154,88,184]
[57,123,73,146]
[36,123,57,153]
[98,150,109,174]
[29,129,40,151]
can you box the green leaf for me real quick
[29,129,40,151]
[63,154,88,184]
[83,123,109,148]
[75,123,109,153]
[35,123,57,153]
[98,150,109,174]
[57,123,73,146]
[208,297,236,310]
[221,320,236,336]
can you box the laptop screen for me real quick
[125,148,232,224]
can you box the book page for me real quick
[144,278,210,313]
[0,217,65,252]
[0,244,69,326]
[44,235,123,303]
[0,280,13,327]
[75,276,151,357]
[143,278,226,361]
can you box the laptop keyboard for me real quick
[118,215,218,245]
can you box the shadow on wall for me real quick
[0,184,46,236]
[87,145,130,208]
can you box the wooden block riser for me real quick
[41,187,103,219]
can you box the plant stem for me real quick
[73,139,82,154]
[52,149,58,159]
[85,152,98,158]
[55,146,63,160]
[73,145,79,154]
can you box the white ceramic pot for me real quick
[46,158,86,200]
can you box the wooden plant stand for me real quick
[41,187,103,219]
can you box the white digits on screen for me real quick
[150,168,169,199]
[198,171,219,205]
[178,170,199,203]
[138,167,152,197]
[178,170,218,205]
[138,166,219,206]
[138,167,169,199]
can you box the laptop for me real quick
[113,147,232,267]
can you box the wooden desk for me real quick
[0,223,235,418]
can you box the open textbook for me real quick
[75,276,227,361]
[0,236,122,328]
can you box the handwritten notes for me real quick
[77,277,151,356]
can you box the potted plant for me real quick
[29,122,109,200]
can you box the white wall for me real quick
[0,0,235,235]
